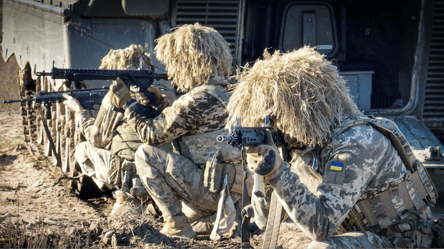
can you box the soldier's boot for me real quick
[160,212,197,239]
[145,199,161,218]
[190,213,216,234]
[110,190,128,216]
[130,178,150,201]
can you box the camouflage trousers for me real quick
[308,231,394,249]
[74,141,119,191]
[134,144,220,226]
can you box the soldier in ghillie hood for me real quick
[108,23,243,239]
[63,45,175,215]
[226,47,438,248]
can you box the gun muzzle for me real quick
[3,99,26,104]
[217,135,234,142]
[36,71,52,77]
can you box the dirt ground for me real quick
[0,111,311,249]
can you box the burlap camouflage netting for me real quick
[99,44,151,70]
[154,23,232,92]
[226,46,361,148]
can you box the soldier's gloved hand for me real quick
[135,92,150,106]
[62,94,85,112]
[148,85,169,111]
[246,144,284,183]
[109,78,132,109]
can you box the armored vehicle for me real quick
[2,0,444,198]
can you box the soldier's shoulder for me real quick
[186,84,229,102]
[332,122,389,148]
[191,83,228,93]
[170,85,226,111]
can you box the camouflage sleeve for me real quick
[266,125,391,241]
[74,110,99,145]
[125,88,226,145]
[75,94,125,148]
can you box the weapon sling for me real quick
[241,147,253,248]
[262,191,282,249]
[37,107,61,167]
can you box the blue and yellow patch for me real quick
[330,161,344,171]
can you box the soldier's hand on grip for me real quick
[148,85,170,110]
[109,78,132,109]
[62,94,85,112]
[246,144,284,183]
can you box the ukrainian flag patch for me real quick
[330,161,344,171]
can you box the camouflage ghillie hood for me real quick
[226,46,361,148]
[99,44,151,70]
[154,23,232,92]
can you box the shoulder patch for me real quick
[330,161,344,171]
[324,160,346,185]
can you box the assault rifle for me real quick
[36,62,169,108]
[3,87,112,167]
[3,87,109,119]
[217,117,286,249]
[4,63,168,167]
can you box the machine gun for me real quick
[36,62,169,109]
[217,117,286,249]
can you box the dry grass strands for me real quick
[226,46,361,148]
[154,23,232,92]
[100,44,151,70]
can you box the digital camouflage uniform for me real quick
[253,116,435,248]
[126,80,245,232]
[75,93,143,190]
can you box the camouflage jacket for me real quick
[124,82,229,146]
[75,93,143,160]
[254,115,417,241]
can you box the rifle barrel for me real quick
[3,98,35,103]
[35,72,52,77]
